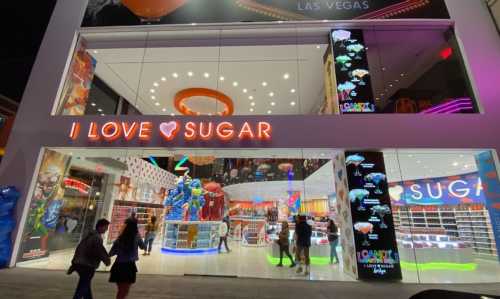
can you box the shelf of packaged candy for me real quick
[162,221,220,251]
[108,200,165,243]
[392,204,498,259]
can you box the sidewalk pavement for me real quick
[0,268,498,299]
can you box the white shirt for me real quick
[219,222,228,236]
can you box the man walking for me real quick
[295,215,312,275]
[69,219,111,299]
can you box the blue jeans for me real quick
[330,239,339,263]
[73,265,95,299]
[144,233,156,253]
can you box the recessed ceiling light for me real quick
[283,73,290,80]
[375,97,380,101]
[290,89,296,93]
[290,101,296,106]
[151,95,156,100]
[382,67,387,71]
[249,108,254,112]
[153,82,159,87]
[233,81,238,87]
[389,84,393,87]
[97,108,103,112]
[187,71,194,77]
[416,160,421,164]
[464,164,470,169]
[250,102,256,106]
[162,108,167,112]
[270,102,276,106]
[155,102,160,106]
[219,76,225,81]
[92,50,98,54]
[208,113,212,116]
[408,154,414,158]
[401,73,405,77]
[150,89,155,93]
[161,77,167,81]
[172,73,178,78]
[91,102,96,107]
[316,45,321,49]
[262,82,268,87]
[191,22,197,26]
[267,110,272,114]
[204,72,210,78]
[100,113,105,116]
[269,92,274,97]
[249,95,254,100]
[170,113,175,116]
[395,79,399,82]
[243,88,248,93]
[453,162,459,166]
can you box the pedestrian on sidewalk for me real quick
[295,215,312,275]
[69,218,111,299]
[218,217,231,253]
[276,221,296,268]
[327,219,339,265]
[143,215,158,256]
[109,218,145,299]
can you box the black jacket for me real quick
[296,222,312,247]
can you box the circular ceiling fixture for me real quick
[174,88,234,116]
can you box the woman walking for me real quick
[276,221,296,267]
[143,216,158,256]
[327,219,339,264]
[109,219,145,299]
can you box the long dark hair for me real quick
[328,219,337,232]
[118,219,138,251]
[150,216,157,224]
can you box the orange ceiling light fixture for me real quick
[174,88,234,116]
[122,0,187,20]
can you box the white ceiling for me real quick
[89,44,327,115]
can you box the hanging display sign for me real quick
[83,0,449,27]
[68,120,272,142]
[389,172,486,206]
[331,29,375,113]
[475,151,500,263]
[345,151,402,280]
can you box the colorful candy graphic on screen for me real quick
[346,154,365,176]
[371,205,391,229]
[349,189,370,211]
[346,43,365,60]
[331,30,352,48]
[365,172,387,194]
[354,222,373,247]
[351,69,370,86]
[338,82,357,103]
[336,55,352,71]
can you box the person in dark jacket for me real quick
[327,219,339,264]
[295,215,312,275]
[276,221,296,267]
[69,218,111,299]
[109,218,145,299]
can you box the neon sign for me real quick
[64,178,90,195]
[69,121,272,142]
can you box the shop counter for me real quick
[162,220,221,254]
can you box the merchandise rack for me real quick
[393,204,498,258]
[108,200,165,242]
[163,220,220,252]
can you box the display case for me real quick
[162,220,220,254]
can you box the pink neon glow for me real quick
[420,98,474,114]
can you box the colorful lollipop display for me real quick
[354,222,374,246]
[346,154,365,176]
[349,189,370,211]
[371,205,392,229]
[365,172,387,194]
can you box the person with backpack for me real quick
[109,218,145,299]
[143,215,158,256]
[327,219,339,264]
[69,218,111,299]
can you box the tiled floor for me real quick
[16,241,500,284]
